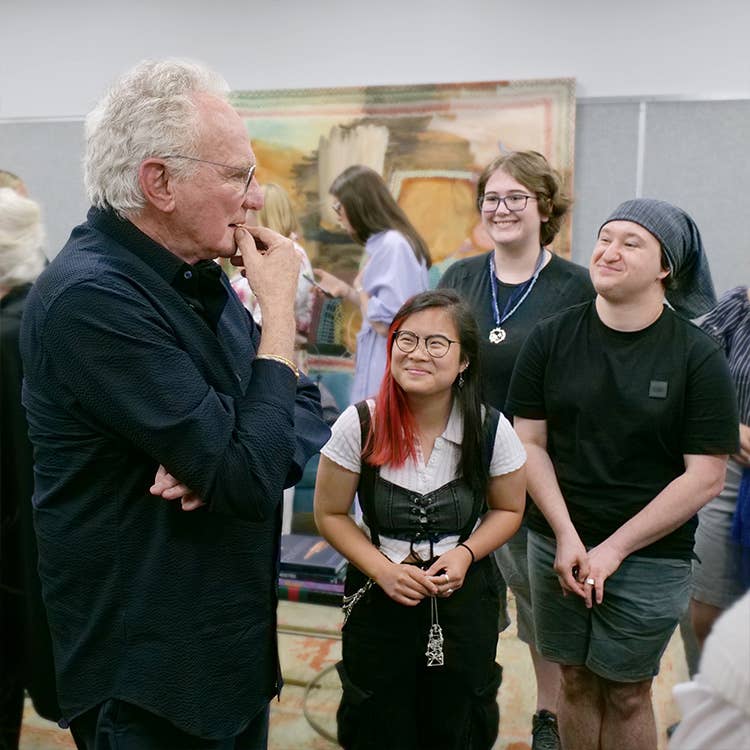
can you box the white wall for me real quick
[3,0,750,120]
[2,1,748,295]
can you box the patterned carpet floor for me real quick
[20,595,687,750]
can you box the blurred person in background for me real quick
[669,591,750,750]
[0,170,28,196]
[231,182,314,372]
[0,186,60,749]
[314,165,431,403]
[689,284,750,648]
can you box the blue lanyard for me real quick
[489,248,545,328]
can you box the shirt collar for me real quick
[87,207,228,331]
[87,206,188,285]
[441,399,465,446]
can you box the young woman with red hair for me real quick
[314,289,526,749]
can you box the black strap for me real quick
[457,406,500,543]
[355,401,380,548]
[355,401,500,548]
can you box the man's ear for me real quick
[139,159,176,212]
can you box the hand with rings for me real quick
[580,540,626,608]
[443,572,454,596]
[425,548,472,596]
[437,571,454,597]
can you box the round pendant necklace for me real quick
[488,248,545,344]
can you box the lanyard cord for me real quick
[489,247,546,328]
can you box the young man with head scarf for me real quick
[506,199,739,750]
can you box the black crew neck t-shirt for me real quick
[439,251,594,413]
[506,301,739,558]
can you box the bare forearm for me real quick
[606,462,727,558]
[315,512,391,580]
[370,320,389,337]
[464,508,523,561]
[525,444,577,538]
[352,288,389,338]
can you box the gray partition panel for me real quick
[0,121,88,258]
[643,100,750,297]
[571,101,641,267]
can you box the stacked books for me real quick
[278,534,347,606]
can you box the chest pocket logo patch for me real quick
[649,380,668,399]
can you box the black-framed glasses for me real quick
[162,154,256,195]
[480,193,536,213]
[332,200,343,217]
[394,330,458,358]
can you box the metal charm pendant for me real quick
[426,624,444,667]
[426,596,444,667]
[488,327,506,344]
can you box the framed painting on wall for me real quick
[230,78,575,358]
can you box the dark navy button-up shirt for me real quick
[19,207,330,738]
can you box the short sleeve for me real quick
[489,413,526,476]
[364,232,426,324]
[505,322,549,419]
[320,403,365,473]
[682,346,739,455]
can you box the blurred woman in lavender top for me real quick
[315,165,431,403]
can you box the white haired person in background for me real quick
[0,186,60,749]
[669,591,750,749]
[0,170,28,195]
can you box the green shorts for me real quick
[493,525,535,645]
[527,530,691,683]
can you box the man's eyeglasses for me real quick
[162,154,256,195]
[480,193,536,213]
[394,330,458,358]
[332,200,343,217]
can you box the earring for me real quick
[457,371,465,389]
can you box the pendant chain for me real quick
[488,248,545,344]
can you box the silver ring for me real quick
[585,577,595,585]
[446,587,453,594]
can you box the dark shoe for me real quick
[532,709,561,750]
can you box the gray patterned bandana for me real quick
[599,198,717,318]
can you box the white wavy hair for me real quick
[0,187,46,289]
[84,59,230,216]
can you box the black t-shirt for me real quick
[506,301,739,558]
[439,251,594,412]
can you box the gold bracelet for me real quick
[255,354,299,379]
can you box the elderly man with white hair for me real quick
[19,60,330,750]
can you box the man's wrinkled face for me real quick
[169,95,263,263]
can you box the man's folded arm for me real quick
[42,281,330,521]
